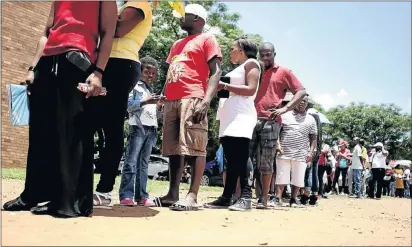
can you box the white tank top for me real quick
[218,58,260,139]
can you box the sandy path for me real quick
[2,180,411,246]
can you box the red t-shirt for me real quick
[164,33,222,100]
[318,152,328,166]
[43,1,100,63]
[254,64,304,122]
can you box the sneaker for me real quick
[340,192,345,196]
[289,198,299,208]
[269,197,284,207]
[120,198,135,206]
[230,195,240,205]
[204,196,232,209]
[309,195,318,205]
[139,198,155,207]
[93,192,112,207]
[300,195,309,205]
[228,198,252,212]
[321,194,329,199]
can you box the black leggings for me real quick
[318,165,332,195]
[220,136,252,199]
[395,189,404,198]
[332,167,348,192]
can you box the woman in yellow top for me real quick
[91,0,154,207]
[394,165,404,198]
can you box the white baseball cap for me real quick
[173,4,208,22]
[373,142,384,148]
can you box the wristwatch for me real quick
[94,66,104,75]
[223,83,228,90]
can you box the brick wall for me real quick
[1,2,51,168]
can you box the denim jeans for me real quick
[119,125,157,201]
[404,181,410,198]
[390,181,395,196]
[352,169,362,197]
[304,161,319,192]
[347,168,353,194]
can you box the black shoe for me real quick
[269,194,276,201]
[3,197,36,211]
[228,198,252,212]
[309,195,318,205]
[300,195,309,205]
[31,203,52,215]
[203,196,231,209]
[289,198,299,208]
[31,203,78,218]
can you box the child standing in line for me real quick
[119,56,163,206]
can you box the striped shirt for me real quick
[278,110,318,162]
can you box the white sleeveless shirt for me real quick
[218,58,260,139]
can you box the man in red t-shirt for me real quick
[251,42,307,209]
[153,4,222,211]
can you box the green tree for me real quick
[323,102,411,160]
[139,1,263,159]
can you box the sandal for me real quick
[152,197,175,208]
[93,192,112,208]
[169,199,199,211]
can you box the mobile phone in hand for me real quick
[78,83,107,96]
[218,76,230,98]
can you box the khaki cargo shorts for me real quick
[162,98,208,157]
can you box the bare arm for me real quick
[29,3,54,68]
[203,56,222,103]
[309,134,317,156]
[284,89,307,111]
[94,1,118,75]
[115,7,145,38]
[221,61,259,97]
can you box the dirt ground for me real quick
[2,179,411,246]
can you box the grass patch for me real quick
[2,168,222,196]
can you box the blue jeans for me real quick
[390,181,395,196]
[119,125,157,201]
[304,160,319,192]
[404,181,410,198]
[353,169,362,197]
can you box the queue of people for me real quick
[4,1,409,218]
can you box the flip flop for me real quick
[169,199,199,211]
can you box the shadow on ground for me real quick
[92,204,160,218]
